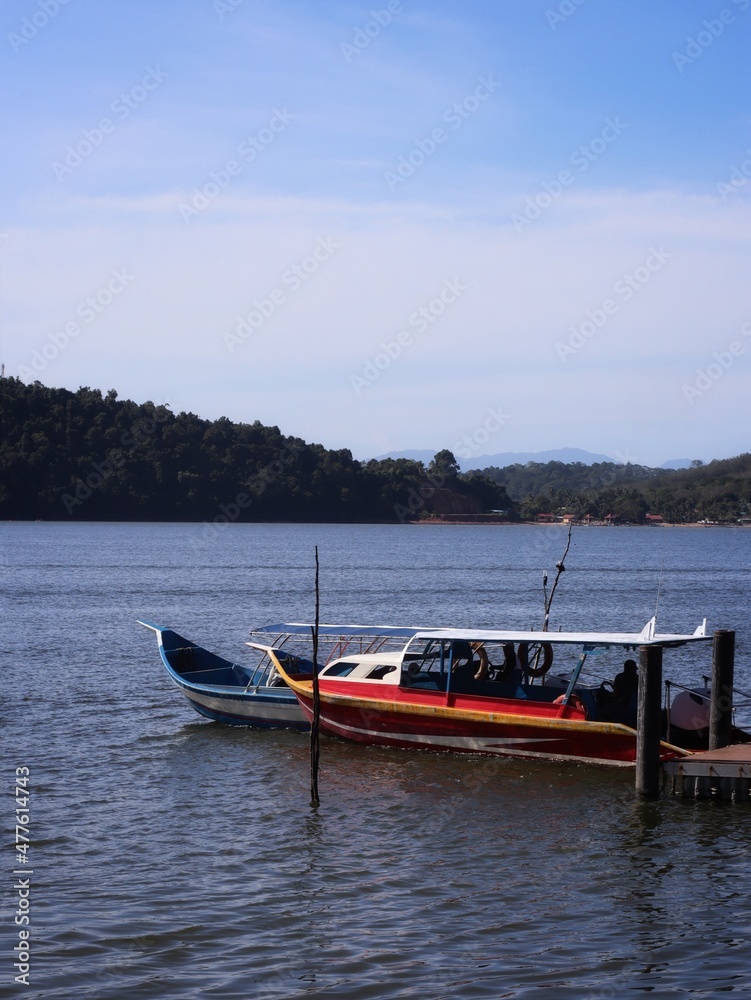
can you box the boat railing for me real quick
[244,653,276,692]
[701,675,751,703]
[665,678,709,696]
[325,635,401,663]
[249,627,416,661]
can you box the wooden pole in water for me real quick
[635,643,663,798]
[709,629,735,751]
[310,546,321,806]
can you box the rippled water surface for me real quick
[3,522,751,998]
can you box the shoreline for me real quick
[410,519,750,528]
[3,518,749,528]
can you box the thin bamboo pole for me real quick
[310,546,321,806]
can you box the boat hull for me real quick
[283,681,682,767]
[139,621,307,730]
[177,682,307,728]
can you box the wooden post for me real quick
[635,644,663,798]
[709,630,735,751]
[310,546,321,806]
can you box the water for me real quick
[2,522,751,998]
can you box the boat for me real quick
[139,620,308,728]
[245,618,724,766]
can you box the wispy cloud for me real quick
[4,0,749,467]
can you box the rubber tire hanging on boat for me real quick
[471,642,490,680]
[518,641,554,678]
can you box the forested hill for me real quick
[0,379,514,522]
[479,454,751,523]
[2,379,748,523]
[479,459,667,500]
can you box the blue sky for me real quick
[2,0,750,466]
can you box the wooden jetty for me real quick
[637,629,751,801]
[664,744,751,802]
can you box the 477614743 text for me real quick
[13,766,32,986]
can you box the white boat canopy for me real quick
[250,616,710,649]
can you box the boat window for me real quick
[366,664,397,680]
[323,661,358,677]
[405,642,445,673]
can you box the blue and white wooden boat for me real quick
[138,620,307,728]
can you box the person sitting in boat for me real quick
[600,659,638,725]
[451,640,477,688]
[493,642,521,682]
[613,659,638,702]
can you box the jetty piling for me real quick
[635,643,663,797]
[709,629,735,750]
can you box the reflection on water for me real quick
[3,522,751,998]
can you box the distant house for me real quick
[645,513,664,524]
[535,513,556,523]
[604,513,618,524]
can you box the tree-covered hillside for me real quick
[2,379,748,524]
[480,460,666,501]
[0,379,515,522]
[479,454,751,523]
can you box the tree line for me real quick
[0,380,513,522]
[482,456,751,523]
[1,379,748,523]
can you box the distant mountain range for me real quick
[372,448,693,471]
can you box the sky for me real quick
[2,0,750,468]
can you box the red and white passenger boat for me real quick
[247,618,720,767]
